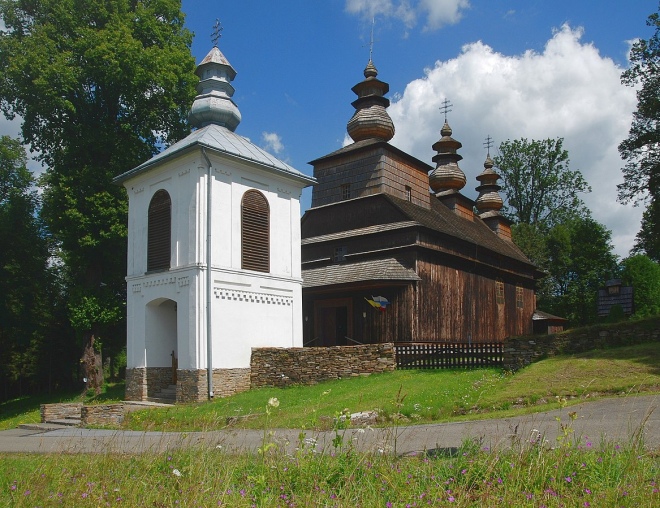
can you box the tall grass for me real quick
[2,429,658,506]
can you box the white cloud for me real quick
[261,131,284,154]
[387,24,641,257]
[345,0,469,31]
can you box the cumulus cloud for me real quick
[345,0,469,31]
[261,131,285,154]
[387,24,641,257]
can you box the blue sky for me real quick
[1,1,656,257]
[180,0,656,258]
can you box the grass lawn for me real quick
[121,342,660,432]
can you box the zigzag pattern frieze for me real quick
[214,287,293,306]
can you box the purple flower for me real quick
[448,496,455,502]
[386,503,393,508]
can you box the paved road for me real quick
[0,395,657,455]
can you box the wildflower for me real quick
[448,496,455,502]
[565,477,572,483]
[172,469,182,477]
[268,397,280,408]
[82,492,88,498]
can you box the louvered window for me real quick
[241,190,270,272]
[147,190,171,272]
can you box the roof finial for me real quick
[440,98,453,123]
[211,18,223,47]
[483,135,493,157]
[369,17,376,62]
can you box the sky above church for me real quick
[180,0,654,259]
[0,1,655,258]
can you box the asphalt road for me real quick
[0,395,657,455]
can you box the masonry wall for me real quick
[250,343,396,388]
[503,317,660,371]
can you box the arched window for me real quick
[241,190,270,272]
[147,190,171,272]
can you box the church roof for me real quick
[301,193,534,268]
[303,257,420,288]
[114,123,315,185]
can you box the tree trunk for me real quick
[81,333,103,396]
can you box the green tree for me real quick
[494,138,591,228]
[542,216,619,326]
[621,254,660,317]
[618,5,660,260]
[0,0,197,393]
[0,136,50,398]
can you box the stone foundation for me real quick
[177,369,208,402]
[250,343,397,388]
[81,404,124,426]
[212,368,251,398]
[125,367,176,401]
[175,368,252,402]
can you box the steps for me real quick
[146,384,176,404]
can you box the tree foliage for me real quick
[618,5,660,260]
[494,138,591,228]
[0,0,197,393]
[0,136,52,398]
[621,254,660,317]
[540,216,619,326]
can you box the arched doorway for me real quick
[145,298,178,397]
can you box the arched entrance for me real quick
[145,298,178,397]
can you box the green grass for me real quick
[121,342,660,432]
[1,437,658,506]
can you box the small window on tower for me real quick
[496,279,505,305]
[516,286,524,309]
[341,183,351,200]
[333,246,347,263]
[405,185,412,201]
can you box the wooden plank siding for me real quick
[415,253,535,342]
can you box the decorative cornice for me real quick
[214,287,293,306]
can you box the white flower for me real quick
[172,469,182,477]
[268,397,280,408]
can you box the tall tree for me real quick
[494,138,591,229]
[618,5,660,260]
[0,0,197,393]
[0,136,50,398]
[542,216,619,326]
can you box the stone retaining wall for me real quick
[81,404,124,426]
[503,317,660,371]
[250,343,396,388]
[40,403,83,423]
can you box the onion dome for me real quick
[475,152,504,214]
[188,46,242,131]
[346,60,395,142]
[429,122,466,193]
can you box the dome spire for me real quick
[475,135,504,215]
[188,19,241,131]
[429,100,467,193]
[346,20,395,143]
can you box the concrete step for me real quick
[44,418,81,426]
[145,397,175,405]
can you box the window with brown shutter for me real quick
[241,190,270,272]
[147,190,172,272]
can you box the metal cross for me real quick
[369,17,376,61]
[439,98,453,122]
[483,135,494,156]
[211,19,223,47]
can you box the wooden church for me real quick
[115,42,315,402]
[300,58,541,346]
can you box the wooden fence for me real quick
[394,342,503,369]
